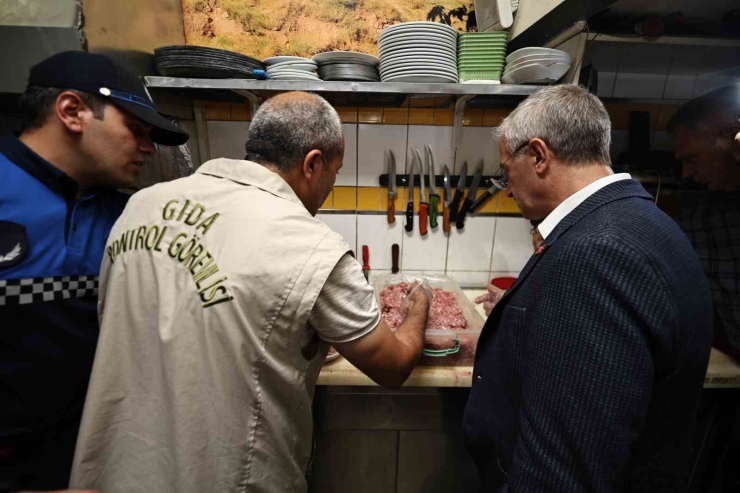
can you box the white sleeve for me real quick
[308,253,381,344]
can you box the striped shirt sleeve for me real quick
[308,253,381,344]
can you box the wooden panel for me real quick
[482,108,510,127]
[358,107,383,123]
[463,108,484,127]
[308,430,398,493]
[315,387,471,432]
[409,108,434,125]
[336,107,358,123]
[333,187,357,210]
[434,108,455,126]
[320,191,333,210]
[397,431,481,493]
[204,100,231,120]
[358,187,382,211]
[384,107,410,125]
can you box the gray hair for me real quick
[245,91,343,172]
[494,85,612,167]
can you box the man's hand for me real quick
[333,283,430,388]
[474,283,506,316]
[400,281,432,320]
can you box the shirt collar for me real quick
[0,133,79,201]
[196,158,306,209]
[538,173,632,240]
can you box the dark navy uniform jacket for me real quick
[0,134,128,437]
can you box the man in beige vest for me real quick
[70,92,429,493]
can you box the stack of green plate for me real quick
[457,32,508,82]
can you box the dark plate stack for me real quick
[154,45,264,79]
[312,51,380,82]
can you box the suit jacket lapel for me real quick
[483,179,653,328]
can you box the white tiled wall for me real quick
[316,213,357,254]
[199,117,550,288]
[447,216,497,272]
[316,213,535,288]
[455,127,499,175]
[357,215,403,271]
[357,124,408,186]
[490,217,535,273]
[207,121,250,160]
[338,123,358,186]
[407,126,455,173]
[402,225,449,271]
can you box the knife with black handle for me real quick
[449,161,467,223]
[456,160,484,230]
[405,153,415,233]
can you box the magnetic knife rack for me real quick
[378,174,504,188]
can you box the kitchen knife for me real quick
[425,145,440,229]
[449,161,467,223]
[443,164,452,234]
[362,245,370,281]
[387,151,397,224]
[414,148,428,236]
[456,160,484,229]
[391,243,400,273]
[470,179,506,213]
[405,152,414,233]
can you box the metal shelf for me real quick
[587,33,740,48]
[144,77,542,97]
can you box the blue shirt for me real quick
[0,134,128,436]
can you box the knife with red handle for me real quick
[362,245,370,281]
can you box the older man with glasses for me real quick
[463,85,713,493]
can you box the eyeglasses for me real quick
[491,141,529,190]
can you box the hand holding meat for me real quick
[474,283,506,316]
[399,281,432,322]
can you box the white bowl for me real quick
[501,61,570,84]
[505,47,570,65]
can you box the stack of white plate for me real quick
[378,21,458,83]
[264,56,320,81]
[501,47,571,85]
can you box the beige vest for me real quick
[71,159,349,493]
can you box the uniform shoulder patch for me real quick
[0,221,29,269]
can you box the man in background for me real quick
[0,51,188,492]
[464,85,712,492]
[70,92,429,493]
[669,84,740,361]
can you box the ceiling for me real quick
[598,0,739,22]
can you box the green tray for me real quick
[459,32,508,38]
[458,60,506,66]
[457,65,504,72]
[458,68,502,82]
[457,55,506,64]
[458,39,507,44]
[458,43,508,49]
[458,47,508,53]
[458,50,507,55]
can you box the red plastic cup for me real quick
[491,277,517,290]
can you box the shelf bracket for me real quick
[192,100,210,168]
[232,89,261,118]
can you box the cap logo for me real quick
[99,87,111,96]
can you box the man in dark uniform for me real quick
[669,84,740,362]
[0,51,189,492]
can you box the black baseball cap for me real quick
[28,51,189,146]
